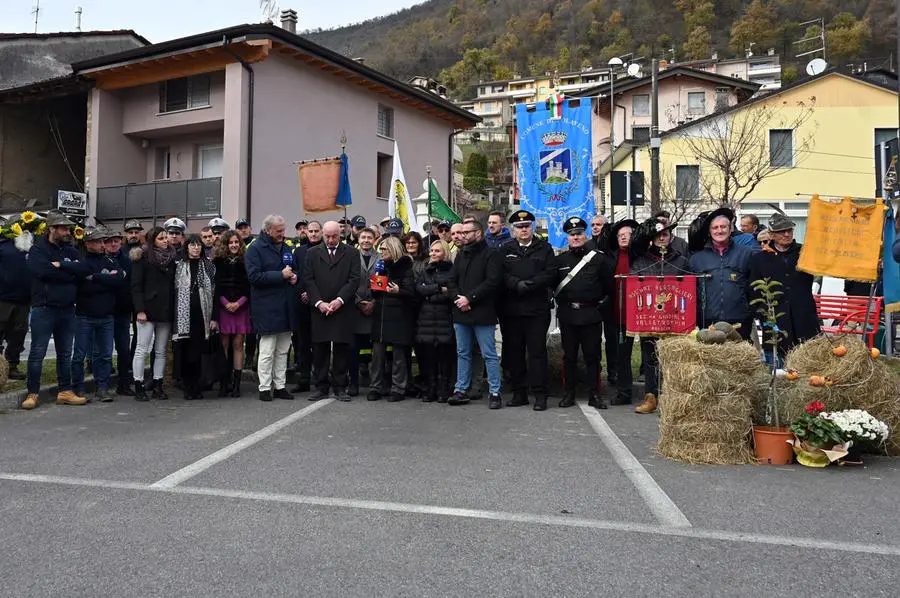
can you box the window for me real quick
[377,104,394,138]
[675,165,700,200]
[687,92,706,115]
[631,126,650,143]
[154,147,171,180]
[875,128,896,145]
[479,86,487,95]
[632,94,650,117]
[769,129,794,168]
[159,75,210,113]
[197,144,223,179]
[376,153,392,199]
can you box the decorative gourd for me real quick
[809,375,827,387]
[697,329,727,344]
[712,321,743,342]
[785,370,799,381]
[832,346,848,357]
[870,348,881,358]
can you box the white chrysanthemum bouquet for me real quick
[820,409,890,448]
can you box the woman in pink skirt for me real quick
[213,230,252,397]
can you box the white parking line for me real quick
[577,402,691,528]
[149,399,334,489]
[2,472,899,557]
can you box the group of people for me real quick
[0,204,818,414]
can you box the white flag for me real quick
[387,140,417,233]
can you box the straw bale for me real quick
[779,335,900,455]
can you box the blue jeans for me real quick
[72,315,114,392]
[27,306,76,394]
[113,314,133,382]
[453,323,501,395]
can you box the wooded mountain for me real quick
[305,0,896,99]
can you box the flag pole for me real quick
[426,164,433,236]
[341,135,348,226]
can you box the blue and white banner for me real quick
[516,99,594,249]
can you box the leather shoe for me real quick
[533,396,547,411]
[347,384,359,397]
[610,395,632,406]
[558,394,576,408]
[336,392,351,402]
[291,382,311,394]
[366,392,381,401]
[447,392,469,406]
[507,393,529,407]
[387,393,405,402]
[259,390,272,402]
[273,388,293,400]
[590,393,608,410]
[308,389,328,401]
[488,393,502,409]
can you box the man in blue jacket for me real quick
[0,219,30,381]
[22,212,92,410]
[485,211,511,249]
[245,214,297,402]
[72,227,127,402]
[106,228,136,396]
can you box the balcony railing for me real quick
[95,177,221,221]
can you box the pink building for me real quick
[74,20,477,231]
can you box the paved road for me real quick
[1,385,898,597]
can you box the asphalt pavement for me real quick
[1,385,898,597]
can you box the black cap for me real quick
[703,207,735,230]
[235,218,250,228]
[437,220,451,230]
[384,218,404,235]
[350,215,366,228]
[295,219,309,228]
[508,210,536,225]
[563,216,587,234]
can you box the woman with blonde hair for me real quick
[368,236,416,401]
[213,230,252,397]
[415,239,456,402]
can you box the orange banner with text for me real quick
[797,195,886,283]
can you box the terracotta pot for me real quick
[752,425,794,465]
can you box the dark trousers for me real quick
[313,341,349,392]
[641,338,660,397]
[498,315,511,377]
[417,342,455,398]
[616,335,635,403]
[348,333,372,387]
[245,332,258,369]
[601,312,619,381]
[505,312,551,398]
[0,301,29,366]
[560,321,601,397]
[113,313,132,384]
[27,306,75,394]
[292,328,312,384]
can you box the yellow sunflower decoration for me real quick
[21,211,36,224]
[11,223,22,236]
[74,226,85,240]
[36,222,46,235]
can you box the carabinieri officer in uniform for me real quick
[554,217,615,410]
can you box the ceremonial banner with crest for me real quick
[516,99,594,249]
[623,275,698,337]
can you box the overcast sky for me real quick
[6,0,424,42]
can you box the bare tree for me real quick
[669,98,817,209]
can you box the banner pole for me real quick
[426,165,433,235]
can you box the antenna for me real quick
[259,0,279,23]
[794,17,826,61]
[31,0,40,33]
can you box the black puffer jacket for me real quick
[130,246,176,323]
[371,255,417,345]
[415,260,455,345]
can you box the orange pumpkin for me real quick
[809,375,827,387]
[832,346,848,357]
[785,370,799,381]
[870,348,881,358]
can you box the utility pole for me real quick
[650,58,661,214]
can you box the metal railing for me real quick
[95,177,221,226]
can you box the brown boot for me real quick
[635,393,657,414]
[21,393,39,410]
[56,390,87,406]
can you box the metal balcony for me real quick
[95,177,222,223]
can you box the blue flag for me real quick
[336,152,352,206]
[883,207,900,310]
[516,100,595,249]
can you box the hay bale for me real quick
[656,337,765,465]
[0,355,8,392]
[782,335,900,455]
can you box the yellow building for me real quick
[603,69,898,240]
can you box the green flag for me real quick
[428,179,461,224]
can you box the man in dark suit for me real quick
[303,220,361,402]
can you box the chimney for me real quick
[74,6,82,32]
[659,59,669,71]
[280,8,298,34]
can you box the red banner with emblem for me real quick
[623,275,698,337]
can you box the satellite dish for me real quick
[627,63,643,78]
[806,58,828,76]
